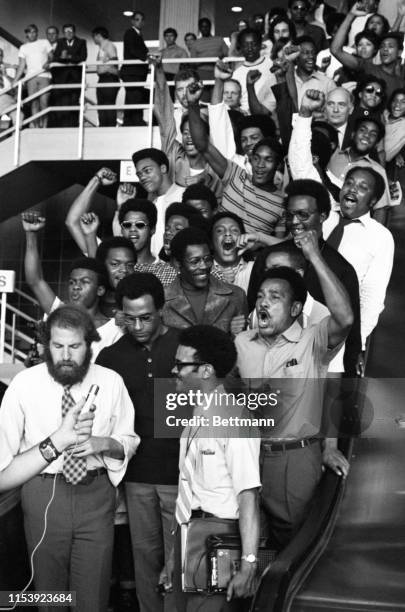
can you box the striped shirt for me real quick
[220,161,286,236]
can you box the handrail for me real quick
[14,286,39,306]
[1,56,242,166]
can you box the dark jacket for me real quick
[52,37,87,83]
[120,27,148,80]
[163,275,248,333]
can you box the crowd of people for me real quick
[0,1,403,611]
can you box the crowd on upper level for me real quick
[0,1,403,611]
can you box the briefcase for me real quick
[181,517,277,593]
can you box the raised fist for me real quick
[21,212,46,232]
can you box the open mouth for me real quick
[257,308,271,326]
[222,240,235,252]
[343,193,357,205]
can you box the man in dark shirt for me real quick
[97,272,180,612]
[289,0,327,52]
[51,23,87,126]
[120,11,149,125]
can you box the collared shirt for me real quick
[294,68,337,106]
[97,327,180,484]
[235,318,342,439]
[190,36,229,80]
[212,259,253,293]
[160,43,188,75]
[134,260,177,286]
[233,56,277,114]
[221,161,286,236]
[323,211,394,346]
[327,149,391,210]
[0,363,139,486]
[179,385,261,519]
[336,122,348,150]
[151,183,185,256]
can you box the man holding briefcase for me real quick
[162,325,261,611]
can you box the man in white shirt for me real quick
[294,36,336,106]
[0,304,138,612]
[132,148,185,256]
[233,28,277,114]
[13,24,52,127]
[323,165,394,350]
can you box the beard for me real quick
[45,345,92,386]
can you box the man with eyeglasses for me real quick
[96,272,180,612]
[163,227,248,335]
[160,324,261,610]
[118,199,178,286]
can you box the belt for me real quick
[261,437,319,452]
[39,468,107,485]
[191,509,216,519]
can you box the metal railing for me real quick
[0,56,240,167]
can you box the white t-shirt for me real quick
[18,39,52,79]
[233,56,277,114]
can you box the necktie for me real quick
[326,216,361,251]
[61,386,87,484]
[175,428,198,525]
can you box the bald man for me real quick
[324,88,354,151]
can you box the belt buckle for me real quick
[300,440,306,448]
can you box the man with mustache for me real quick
[233,227,352,550]
[0,304,138,611]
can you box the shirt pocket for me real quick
[199,447,220,488]
[283,364,305,377]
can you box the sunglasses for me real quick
[286,210,316,221]
[121,221,149,230]
[363,85,383,96]
[174,360,205,370]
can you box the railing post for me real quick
[148,62,155,148]
[0,293,7,363]
[77,62,86,159]
[11,313,16,363]
[13,81,23,167]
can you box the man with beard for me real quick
[0,305,138,612]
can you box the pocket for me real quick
[283,364,305,377]
[199,449,219,488]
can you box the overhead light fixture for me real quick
[123,10,134,16]
[231,6,243,12]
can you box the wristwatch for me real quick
[39,437,61,464]
[241,554,257,563]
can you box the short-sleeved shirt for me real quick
[220,161,286,236]
[357,59,405,101]
[179,386,261,519]
[235,318,342,440]
[160,44,188,75]
[190,36,229,80]
[18,39,52,79]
